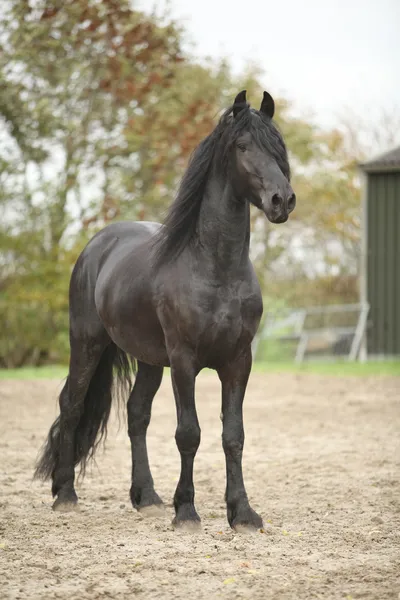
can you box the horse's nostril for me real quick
[287,193,296,210]
[271,193,282,208]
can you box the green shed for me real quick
[360,146,400,358]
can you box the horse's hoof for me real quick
[130,488,164,512]
[172,503,201,531]
[137,503,165,518]
[230,506,263,532]
[172,518,202,533]
[52,498,79,512]
[232,523,260,534]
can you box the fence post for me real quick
[349,304,370,362]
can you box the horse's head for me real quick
[228,90,295,224]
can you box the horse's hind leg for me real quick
[34,318,111,511]
[51,334,110,511]
[128,361,164,514]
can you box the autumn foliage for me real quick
[0,0,365,366]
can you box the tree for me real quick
[1,1,316,364]
[0,0,212,365]
[2,1,392,366]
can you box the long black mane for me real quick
[152,103,290,267]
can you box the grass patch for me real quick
[1,360,399,380]
[0,365,68,380]
[252,360,400,377]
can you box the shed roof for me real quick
[360,145,400,173]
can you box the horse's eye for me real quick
[237,143,247,152]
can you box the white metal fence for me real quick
[253,303,370,363]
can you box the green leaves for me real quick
[0,0,368,366]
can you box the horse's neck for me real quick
[196,174,250,272]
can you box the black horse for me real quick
[35,90,295,531]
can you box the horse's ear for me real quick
[260,91,275,118]
[233,90,247,118]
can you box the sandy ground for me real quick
[0,372,399,600]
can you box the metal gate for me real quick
[252,303,370,363]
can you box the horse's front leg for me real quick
[128,361,164,514]
[218,350,263,531]
[170,350,201,530]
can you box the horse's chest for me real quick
[197,293,262,359]
[156,273,262,365]
[212,299,243,338]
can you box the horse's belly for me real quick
[102,294,170,366]
[95,266,170,367]
[108,323,169,367]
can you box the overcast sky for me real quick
[138,0,400,130]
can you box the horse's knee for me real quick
[128,405,151,437]
[222,427,244,457]
[175,421,201,455]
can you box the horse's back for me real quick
[73,220,159,282]
[82,220,160,261]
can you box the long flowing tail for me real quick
[34,343,134,483]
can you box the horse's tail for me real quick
[34,343,134,485]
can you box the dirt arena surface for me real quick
[0,372,399,599]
